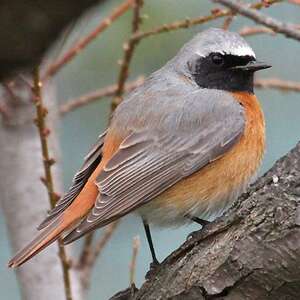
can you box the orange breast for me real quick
[145,92,265,222]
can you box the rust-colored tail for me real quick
[8,215,69,268]
[8,150,109,268]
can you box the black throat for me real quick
[190,54,255,94]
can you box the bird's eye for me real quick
[211,54,224,66]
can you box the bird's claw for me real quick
[145,260,160,279]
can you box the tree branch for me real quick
[131,0,282,41]
[215,0,300,42]
[239,24,300,37]
[1,75,83,300]
[76,1,144,285]
[44,0,134,79]
[255,78,300,92]
[112,0,144,110]
[109,141,300,299]
[129,236,140,287]
[76,221,119,290]
[32,68,73,300]
[59,77,144,116]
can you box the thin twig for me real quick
[129,236,140,286]
[78,0,143,285]
[255,78,300,92]
[239,24,300,37]
[44,0,134,79]
[77,233,94,268]
[75,1,140,284]
[59,76,144,116]
[289,0,300,5]
[112,0,144,110]
[215,0,300,41]
[240,25,276,36]
[222,13,235,30]
[77,221,119,289]
[131,0,282,41]
[32,69,57,206]
[32,67,73,300]
[92,221,119,265]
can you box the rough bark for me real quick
[0,0,106,80]
[110,142,300,300]
[0,78,83,300]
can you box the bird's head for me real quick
[171,28,271,93]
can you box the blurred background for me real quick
[0,0,299,299]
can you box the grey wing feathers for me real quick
[62,91,245,244]
[37,131,107,229]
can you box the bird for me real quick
[8,28,270,268]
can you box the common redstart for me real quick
[8,28,270,267]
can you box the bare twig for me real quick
[92,222,119,266]
[255,78,300,92]
[240,24,300,37]
[59,76,144,116]
[32,67,73,300]
[77,233,94,268]
[44,0,134,79]
[240,25,276,36]
[215,0,300,41]
[131,0,282,41]
[32,69,57,206]
[77,221,119,289]
[129,236,140,286]
[222,14,235,30]
[75,1,142,287]
[78,0,143,285]
[112,0,144,110]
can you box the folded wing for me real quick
[38,131,107,229]
[63,92,245,243]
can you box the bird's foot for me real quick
[145,260,160,279]
[186,230,201,241]
[191,217,210,227]
[186,217,211,241]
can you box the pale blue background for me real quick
[1,0,300,299]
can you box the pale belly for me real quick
[137,183,248,227]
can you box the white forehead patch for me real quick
[191,28,256,59]
[219,45,255,58]
[196,43,256,58]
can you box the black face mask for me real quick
[188,53,257,93]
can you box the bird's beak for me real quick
[230,61,271,72]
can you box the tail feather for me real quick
[8,157,105,268]
[8,216,65,268]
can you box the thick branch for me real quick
[110,141,300,299]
